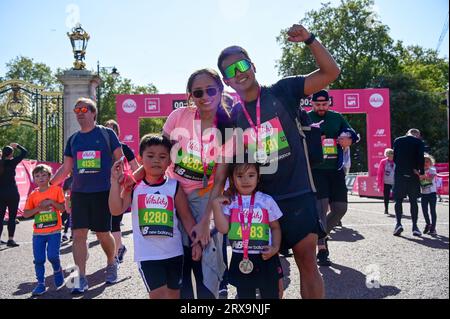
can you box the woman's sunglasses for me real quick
[73,106,89,114]
[224,59,252,79]
[192,87,218,99]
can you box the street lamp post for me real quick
[96,61,119,122]
[67,23,90,70]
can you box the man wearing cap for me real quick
[308,90,359,267]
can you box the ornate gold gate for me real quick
[0,80,64,162]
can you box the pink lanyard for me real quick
[195,109,217,184]
[239,87,262,147]
[238,193,256,259]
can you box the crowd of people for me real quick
[0,22,440,299]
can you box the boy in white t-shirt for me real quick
[109,134,202,299]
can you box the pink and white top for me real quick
[163,107,233,195]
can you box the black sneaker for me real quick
[317,249,331,267]
[393,224,403,236]
[384,210,389,215]
[423,224,431,234]
[412,228,422,237]
[6,240,19,247]
[429,228,437,236]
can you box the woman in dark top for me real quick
[104,120,139,263]
[0,143,28,247]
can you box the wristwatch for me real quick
[304,33,316,45]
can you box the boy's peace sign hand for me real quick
[111,158,124,182]
[287,24,311,43]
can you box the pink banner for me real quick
[116,88,390,181]
[302,89,391,177]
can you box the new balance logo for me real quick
[374,129,386,137]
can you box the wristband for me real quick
[304,33,316,45]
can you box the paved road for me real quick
[0,195,448,299]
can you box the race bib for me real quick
[420,178,433,187]
[138,194,174,237]
[34,211,58,230]
[228,208,270,252]
[322,138,338,157]
[246,117,291,163]
[174,141,215,181]
[77,151,101,172]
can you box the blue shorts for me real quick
[277,192,326,250]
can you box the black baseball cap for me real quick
[312,90,330,101]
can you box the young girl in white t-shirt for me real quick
[419,153,438,236]
[212,162,283,299]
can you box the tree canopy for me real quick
[277,0,449,165]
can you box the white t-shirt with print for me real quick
[223,191,283,254]
[420,167,437,194]
[131,178,183,262]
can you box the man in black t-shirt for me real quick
[392,128,425,237]
[191,23,340,299]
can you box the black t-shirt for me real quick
[0,145,28,190]
[231,76,313,213]
[393,135,425,175]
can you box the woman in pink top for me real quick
[163,68,233,299]
[377,148,395,215]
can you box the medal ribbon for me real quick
[195,109,218,185]
[238,193,256,260]
[239,87,263,151]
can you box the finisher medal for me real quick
[254,149,268,164]
[239,259,254,274]
[238,193,256,274]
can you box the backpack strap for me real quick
[268,86,317,192]
[294,117,317,193]
[97,125,113,158]
[69,126,113,159]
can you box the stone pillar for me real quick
[58,69,100,146]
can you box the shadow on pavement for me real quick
[279,256,292,292]
[320,262,401,299]
[59,230,133,256]
[329,226,365,242]
[19,268,131,299]
[401,234,449,249]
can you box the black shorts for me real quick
[111,213,123,233]
[229,252,279,293]
[394,174,420,200]
[278,192,325,250]
[312,169,348,202]
[71,191,112,232]
[138,255,183,292]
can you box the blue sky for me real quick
[0,0,448,93]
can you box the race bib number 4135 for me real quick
[77,151,101,171]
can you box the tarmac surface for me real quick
[0,194,448,299]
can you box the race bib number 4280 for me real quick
[137,194,174,237]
